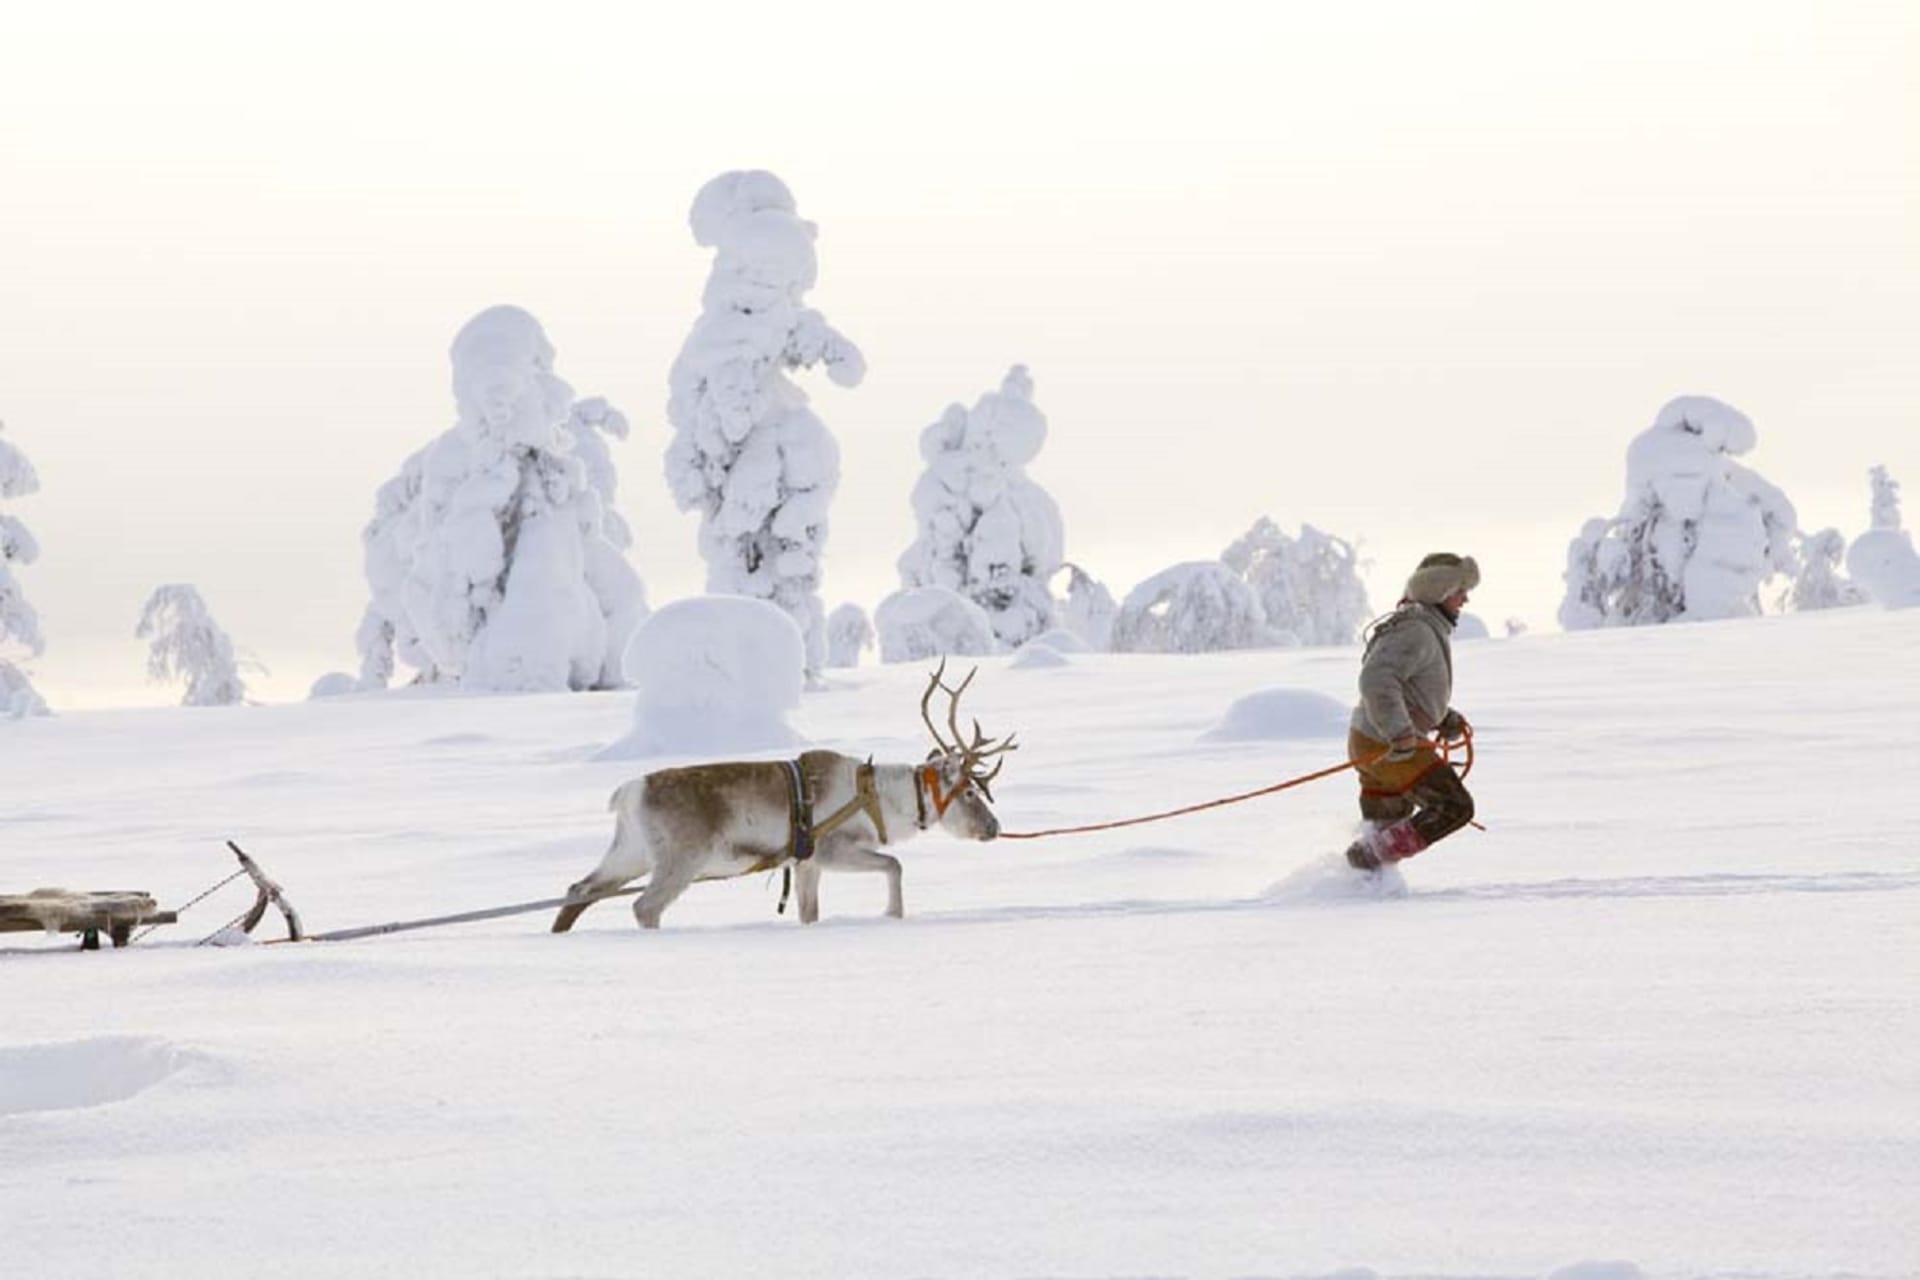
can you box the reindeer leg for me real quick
[632,860,697,930]
[552,873,629,933]
[816,844,904,920]
[795,859,823,925]
[559,801,655,933]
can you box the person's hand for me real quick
[1386,734,1422,762]
[1437,710,1469,743]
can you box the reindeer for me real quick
[551,663,1015,932]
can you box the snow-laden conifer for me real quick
[1558,396,1799,627]
[1557,517,1613,631]
[1846,465,1920,608]
[898,366,1064,648]
[357,306,647,692]
[137,584,252,706]
[358,448,432,689]
[1221,517,1371,646]
[664,171,865,678]
[565,397,634,551]
[825,602,873,668]
[0,420,48,717]
[1053,563,1117,652]
[1110,562,1274,654]
[1785,529,1868,611]
[1868,465,1901,532]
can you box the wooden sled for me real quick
[0,889,176,949]
[1,843,302,951]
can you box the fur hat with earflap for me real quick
[1403,552,1480,605]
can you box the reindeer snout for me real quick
[981,813,1001,841]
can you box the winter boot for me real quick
[1369,819,1429,863]
[1346,820,1429,871]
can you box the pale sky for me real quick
[3,0,1915,706]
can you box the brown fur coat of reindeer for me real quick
[552,664,1014,932]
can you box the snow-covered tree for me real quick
[1110,562,1275,654]
[1557,517,1611,631]
[1784,529,1868,611]
[826,602,874,668]
[357,305,648,692]
[358,447,432,689]
[1868,465,1900,532]
[1558,396,1799,627]
[137,585,252,706]
[898,365,1064,648]
[1221,517,1371,646]
[1054,562,1117,652]
[565,397,634,551]
[664,170,865,678]
[874,586,998,663]
[0,420,48,718]
[0,663,45,718]
[1846,465,1920,609]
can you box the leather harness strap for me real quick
[811,759,890,847]
[777,757,893,915]
[781,759,816,862]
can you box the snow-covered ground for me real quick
[4,607,1917,1279]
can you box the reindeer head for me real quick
[919,660,1017,841]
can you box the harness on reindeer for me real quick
[776,755,892,913]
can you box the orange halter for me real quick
[919,763,965,820]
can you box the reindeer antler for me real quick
[920,659,957,753]
[920,661,1019,798]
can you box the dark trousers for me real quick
[1359,762,1476,848]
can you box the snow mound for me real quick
[1547,1262,1647,1280]
[308,671,359,699]
[0,1037,197,1117]
[1201,687,1349,742]
[608,596,806,758]
[1009,642,1070,670]
[874,586,999,663]
[1027,627,1089,653]
[1261,850,1408,902]
[1847,528,1920,609]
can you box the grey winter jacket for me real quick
[1349,603,1456,743]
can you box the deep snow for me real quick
[3,607,1917,1279]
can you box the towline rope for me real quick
[997,729,1474,841]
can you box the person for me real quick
[1344,552,1479,871]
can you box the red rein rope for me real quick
[997,727,1476,841]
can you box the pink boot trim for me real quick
[1368,820,1429,863]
